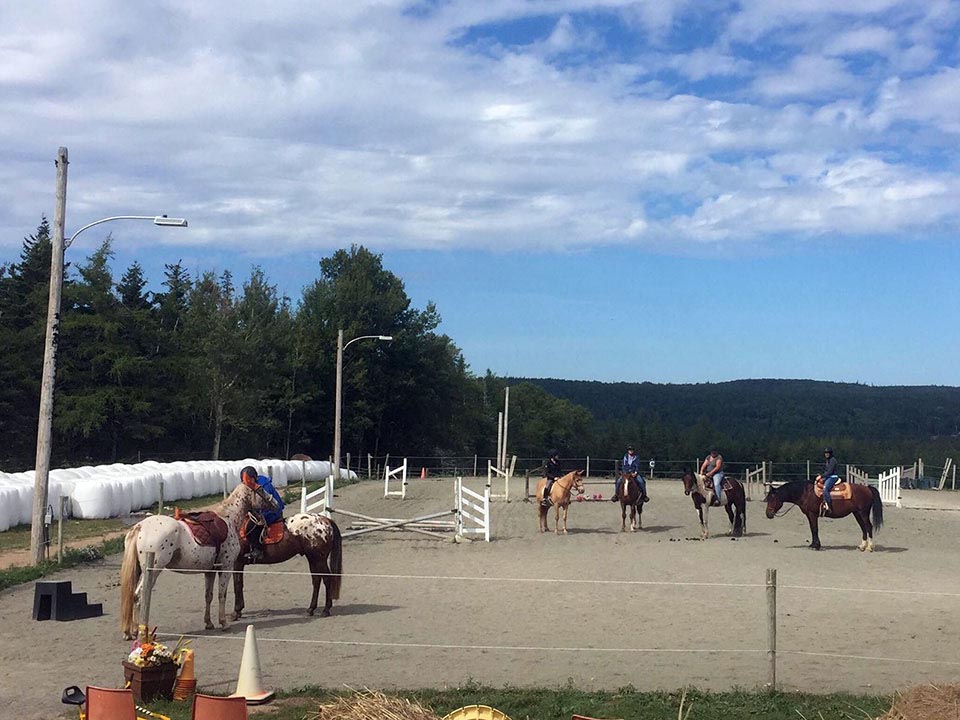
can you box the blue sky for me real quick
[2,1,959,385]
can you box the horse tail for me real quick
[120,524,141,634]
[869,485,884,532]
[328,520,343,601]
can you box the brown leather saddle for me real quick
[240,519,285,545]
[814,478,852,501]
[174,509,229,549]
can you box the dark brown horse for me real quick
[680,469,746,539]
[233,512,343,618]
[616,470,646,531]
[764,480,883,551]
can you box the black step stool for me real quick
[33,580,103,621]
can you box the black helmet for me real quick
[548,449,559,458]
[627,445,635,451]
[824,447,833,454]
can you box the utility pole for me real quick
[333,329,344,486]
[31,146,68,565]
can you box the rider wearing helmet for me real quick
[699,449,725,506]
[818,447,840,516]
[240,466,285,563]
[611,445,649,502]
[541,450,562,506]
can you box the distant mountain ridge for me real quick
[508,378,960,440]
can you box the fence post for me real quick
[586,456,590,478]
[57,495,67,563]
[473,454,478,478]
[524,470,530,501]
[139,551,156,641]
[806,460,810,483]
[157,481,164,516]
[766,568,777,691]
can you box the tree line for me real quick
[1,219,957,475]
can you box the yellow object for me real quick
[229,624,275,705]
[173,649,196,701]
[442,706,511,720]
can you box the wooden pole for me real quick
[157,481,164,516]
[139,551,156,641]
[368,453,373,479]
[502,387,510,473]
[30,146,69,566]
[496,411,503,473]
[806,460,810,483]
[766,568,777,691]
[57,495,67,563]
[586,456,590,478]
[473,454,478,478]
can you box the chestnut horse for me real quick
[680,469,746,539]
[536,470,585,534]
[764,480,883,551]
[234,512,343,619]
[616,470,646,531]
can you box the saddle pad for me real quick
[814,479,853,500]
[263,521,285,545]
[175,510,228,547]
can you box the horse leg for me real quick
[562,504,569,534]
[805,512,822,550]
[701,504,710,539]
[725,502,735,533]
[621,501,627,532]
[307,555,327,617]
[232,559,245,620]
[852,510,869,552]
[218,567,231,630]
[554,504,560,534]
[204,572,216,629]
[636,500,642,531]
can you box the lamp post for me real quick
[332,330,393,485]
[29,146,188,564]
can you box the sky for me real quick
[1,1,959,385]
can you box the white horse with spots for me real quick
[120,482,276,639]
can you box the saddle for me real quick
[174,509,228,548]
[239,519,285,545]
[814,478,852,501]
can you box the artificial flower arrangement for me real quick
[127,628,190,668]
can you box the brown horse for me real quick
[616,470,646,531]
[233,512,343,619]
[765,480,883,551]
[680,469,746,539]
[536,470,585,534]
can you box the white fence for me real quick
[384,459,408,499]
[456,476,490,542]
[300,475,334,517]
[878,467,902,507]
[487,457,515,501]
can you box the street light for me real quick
[332,330,393,485]
[29,147,189,564]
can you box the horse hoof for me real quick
[231,612,242,621]
[321,609,331,618]
[867,544,875,553]
[205,622,215,630]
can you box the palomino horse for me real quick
[765,480,883,551]
[234,513,343,619]
[120,482,277,639]
[616,470,646,532]
[536,470,585,534]
[681,469,746,539]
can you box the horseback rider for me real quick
[541,450,563,507]
[700,449,725,506]
[817,447,840,516]
[240,466,285,563]
[611,445,650,502]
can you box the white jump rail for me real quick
[300,475,334,518]
[384,459,408,499]
[744,463,767,500]
[878,466,902,507]
[456,476,490,542]
[487,456,516,501]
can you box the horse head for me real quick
[572,470,585,495]
[764,484,783,518]
[680,469,695,496]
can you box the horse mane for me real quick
[772,480,808,501]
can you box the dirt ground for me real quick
[3,478,960,719]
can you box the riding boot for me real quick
[642,495,650,502]
[610,492,619,502]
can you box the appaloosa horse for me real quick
[765,480,883,551]
[681,469,746,539]
[615,470,646,532]
[536,470,585,534]
[234,512,343,619]
[120,482,277,639]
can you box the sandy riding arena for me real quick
[3,478,960,719]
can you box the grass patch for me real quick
[0,517,129,552]
[0,536,124,593]
[132,686,890,720]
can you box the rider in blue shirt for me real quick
[611,445,649,502]
[241,466,285,563]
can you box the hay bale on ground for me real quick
[879,684,960,720]
[308,689,441,720]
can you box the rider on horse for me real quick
[700,449,724,506]
[611,445,650,502]
[541,450,563,507]
[818,447,840,516]
[241,466,285,563]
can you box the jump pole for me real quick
[333,507,456,540]
[766,568,777,691]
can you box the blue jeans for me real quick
[823,475,839,509]
[615,475,646,498]
[711,472,724,501]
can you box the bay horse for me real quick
[120,482,277,639]
[764,480,883,551]
[234,512,343,619]
[616,470,646,531]
[680,469,746,539]
[536,470,585,534]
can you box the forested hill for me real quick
[511,378,960,442]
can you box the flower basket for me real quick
[122,659,178,703]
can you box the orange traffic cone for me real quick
[173,649,196,701]
[420,467,427,479]
[230,625,275,705]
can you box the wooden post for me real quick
[496,411,503,473]
[766,568,777,691]
[524,471,530,500]
[586,456,590,478]
[953,464,956,491]
[806,460,810,483]
[473,454,478,478]
[368,453,373,479]
[30,147,69,566]
[57,495,67,563]
[346,452,351,476]
[502,387,510,473]
[139,551,156,641]
[157,481,164,516]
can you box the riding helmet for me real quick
[824,447,833,454]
